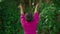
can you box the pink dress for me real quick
[20,12,39,34]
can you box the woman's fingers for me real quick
[36,3,39,8]
[18,4,23,9]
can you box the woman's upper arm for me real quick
[20,13,25,24]
[33,11,39,23]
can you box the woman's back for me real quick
[19,3,39,34]
[20,12,39,34]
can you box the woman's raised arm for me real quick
[18,4,25,24]
[34,3,39,13]
[18,4,24,14]
[33,3,39,23]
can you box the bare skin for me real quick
[34,3,39,13]
[18,4,24,14]
[18,3,39,14]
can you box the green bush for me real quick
[0,0,60,34]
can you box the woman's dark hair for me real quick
[25,12,33,22]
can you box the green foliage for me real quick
[37,3,57,34]
[0,0,60,34]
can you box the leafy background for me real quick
[0,0,60,34]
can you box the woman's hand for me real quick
[18,4,23,9]
[18,4,24,14]
[35,3,39,9]
[34,3,39,12]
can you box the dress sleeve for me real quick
[20,13,25,24]
[33,11,39,23]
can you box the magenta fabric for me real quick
[20,12,39,34]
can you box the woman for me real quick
[19,3,39,34]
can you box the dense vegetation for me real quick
[0,0,60,34]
